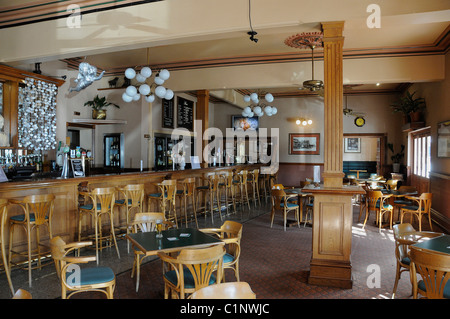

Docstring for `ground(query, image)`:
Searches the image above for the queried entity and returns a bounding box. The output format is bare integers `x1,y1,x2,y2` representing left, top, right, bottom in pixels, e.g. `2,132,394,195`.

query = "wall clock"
354,117,365,127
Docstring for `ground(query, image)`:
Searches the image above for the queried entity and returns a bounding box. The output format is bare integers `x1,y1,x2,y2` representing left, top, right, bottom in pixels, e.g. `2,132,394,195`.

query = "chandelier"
121,66,174,103
285,32,324,93
241,91,277,117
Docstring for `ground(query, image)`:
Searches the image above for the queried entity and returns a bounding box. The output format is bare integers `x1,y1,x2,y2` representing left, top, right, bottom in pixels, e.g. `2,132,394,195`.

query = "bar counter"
0,163,263,252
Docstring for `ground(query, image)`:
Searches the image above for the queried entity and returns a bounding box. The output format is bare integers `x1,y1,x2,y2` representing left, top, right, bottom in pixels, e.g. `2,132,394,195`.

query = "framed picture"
344,137,361,153
437,120,450,158
289,133,320,155
232,115,259,132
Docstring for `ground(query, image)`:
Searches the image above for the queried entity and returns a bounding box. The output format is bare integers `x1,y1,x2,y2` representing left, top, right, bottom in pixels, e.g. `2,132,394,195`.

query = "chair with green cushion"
410,245,450,299
391,223,415,299
196,173,222,223
270,188,300,231
400,193,433,232
362,190,393,232
148,179,178,227
50,236,116,299
158,244,225,299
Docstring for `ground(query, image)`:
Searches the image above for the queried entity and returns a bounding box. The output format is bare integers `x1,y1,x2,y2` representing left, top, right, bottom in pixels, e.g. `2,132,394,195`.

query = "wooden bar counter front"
0,164,261,254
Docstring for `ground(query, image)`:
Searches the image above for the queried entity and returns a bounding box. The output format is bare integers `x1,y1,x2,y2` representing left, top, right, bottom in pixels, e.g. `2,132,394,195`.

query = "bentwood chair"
270,189,300,231
8,194,55,287
392,186,417,221
190,282,256,299
130,212,174,292
176,178,198,228
410,245,450,299
218,171,237,216
50,236,116,299
12,289,32,299
115,184,145,252
78,187,120,263
158,244,226,299
233,170,251,210
196,173,222,222
391,223,416,299
148,179,178,227
0,199,14,295
362,190,393,232
400,193,433,232
247,169,261,207
201,220,243,282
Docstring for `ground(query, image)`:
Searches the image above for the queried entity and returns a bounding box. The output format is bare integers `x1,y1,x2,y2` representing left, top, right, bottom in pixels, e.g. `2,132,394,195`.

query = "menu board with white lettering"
162,98,174,128
177,97,194,131
70,159,85,177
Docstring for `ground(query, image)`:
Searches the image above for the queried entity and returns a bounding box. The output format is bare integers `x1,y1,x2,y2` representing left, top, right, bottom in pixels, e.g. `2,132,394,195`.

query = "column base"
308,258,353,289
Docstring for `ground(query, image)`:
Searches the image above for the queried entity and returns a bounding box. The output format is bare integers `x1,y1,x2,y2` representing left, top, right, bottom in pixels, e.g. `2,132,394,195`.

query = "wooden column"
307,22,364,289
322,21,345,188
196,90,209,167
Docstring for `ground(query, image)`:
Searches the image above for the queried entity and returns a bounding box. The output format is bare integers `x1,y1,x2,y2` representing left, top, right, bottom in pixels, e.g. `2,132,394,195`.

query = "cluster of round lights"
241,92,277,117
296,119,313,126
122,67,174,103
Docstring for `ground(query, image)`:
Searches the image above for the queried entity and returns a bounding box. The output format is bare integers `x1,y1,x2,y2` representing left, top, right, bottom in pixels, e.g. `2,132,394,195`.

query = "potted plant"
84,95,120,119
390,91,426,123
388,143,405,173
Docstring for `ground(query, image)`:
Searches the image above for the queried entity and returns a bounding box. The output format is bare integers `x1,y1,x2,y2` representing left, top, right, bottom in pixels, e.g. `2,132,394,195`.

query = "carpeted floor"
0,199,444,301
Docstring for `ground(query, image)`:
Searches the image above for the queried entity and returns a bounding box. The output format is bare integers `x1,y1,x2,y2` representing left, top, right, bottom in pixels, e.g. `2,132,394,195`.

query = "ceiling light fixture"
247,0,258,43
241,91,277,117
121,49,174,103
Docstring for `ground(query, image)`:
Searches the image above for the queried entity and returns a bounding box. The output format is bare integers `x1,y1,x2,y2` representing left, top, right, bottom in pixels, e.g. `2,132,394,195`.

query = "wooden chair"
12,289,32,299
176,178,198,228
158,244,226,299
247,169,261,207
385,179,398,190
8,194,55,287
410,245,450,299
77,187,120,263
201,220,242,282
400,193,433,232
115,184,144,252
391,223,416,299
130,212,174,292
50,236,116,299
270,189,300,231
362,190,393,232
196,173,222,223
218,171,237,216
148,179,178,227
190,282,256,299
392,186,417,220
0,199,14,296
233,170,251,210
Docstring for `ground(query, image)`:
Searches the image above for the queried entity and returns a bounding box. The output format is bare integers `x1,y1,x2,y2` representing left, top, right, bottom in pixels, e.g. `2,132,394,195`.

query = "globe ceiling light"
241,91,277,118
122,66,174,103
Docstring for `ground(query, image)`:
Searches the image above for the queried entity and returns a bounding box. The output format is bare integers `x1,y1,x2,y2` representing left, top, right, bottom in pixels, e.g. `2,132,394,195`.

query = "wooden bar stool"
8,194,55,287
177,178,198,228
0,199,14,295
218,171,236,216
247,169,261,207
148,179,178,227
233,170,251,210
77,187,120,263
115,184,144,251
196,173,222,223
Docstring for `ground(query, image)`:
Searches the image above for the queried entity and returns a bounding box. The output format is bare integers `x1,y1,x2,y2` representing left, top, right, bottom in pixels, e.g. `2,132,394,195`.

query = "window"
411,129,431,178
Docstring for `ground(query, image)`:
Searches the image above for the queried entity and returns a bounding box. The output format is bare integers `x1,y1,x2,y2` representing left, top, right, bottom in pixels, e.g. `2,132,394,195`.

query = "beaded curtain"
18,78,57,151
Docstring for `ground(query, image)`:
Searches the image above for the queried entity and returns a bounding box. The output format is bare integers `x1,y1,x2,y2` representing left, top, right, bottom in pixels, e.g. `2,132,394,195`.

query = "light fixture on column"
284,32,324,94
241,91,277,117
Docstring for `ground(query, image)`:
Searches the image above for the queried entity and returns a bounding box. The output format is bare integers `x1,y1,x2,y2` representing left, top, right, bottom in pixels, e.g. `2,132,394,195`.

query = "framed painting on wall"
289,133,320,155
344,137,361,153
437,120,450,158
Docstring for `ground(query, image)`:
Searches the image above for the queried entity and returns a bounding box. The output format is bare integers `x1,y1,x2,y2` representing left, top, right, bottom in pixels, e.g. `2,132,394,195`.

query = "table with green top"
126,228,223,291
412,234,450,255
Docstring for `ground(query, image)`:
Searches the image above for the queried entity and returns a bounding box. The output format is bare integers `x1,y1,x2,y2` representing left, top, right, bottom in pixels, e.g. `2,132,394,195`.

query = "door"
408,127,431,193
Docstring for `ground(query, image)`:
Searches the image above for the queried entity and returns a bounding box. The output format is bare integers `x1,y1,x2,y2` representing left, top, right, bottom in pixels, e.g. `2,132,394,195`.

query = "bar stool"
233,170,251,210
148,179,178,227
176,178,198,228
115,184,144,251
78,187,120,263
247,169,261,207
8,194,55,287
218,171,236,216
0,199,14,295
196,173,222,223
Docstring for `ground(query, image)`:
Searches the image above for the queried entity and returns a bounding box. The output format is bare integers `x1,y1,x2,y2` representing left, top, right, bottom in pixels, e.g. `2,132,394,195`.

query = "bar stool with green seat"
77,187,120,263
233,170,250,210
8,194,55,287
196,173,222,223
247,169,261,207
0,199,14,295
218,171,236,216
176,178,198,228
148,179,178,227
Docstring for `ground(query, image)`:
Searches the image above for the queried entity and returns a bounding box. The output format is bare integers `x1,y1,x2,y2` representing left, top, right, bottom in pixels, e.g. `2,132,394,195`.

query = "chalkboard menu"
70,159,85,177
162,98,174,128
177,97,194,131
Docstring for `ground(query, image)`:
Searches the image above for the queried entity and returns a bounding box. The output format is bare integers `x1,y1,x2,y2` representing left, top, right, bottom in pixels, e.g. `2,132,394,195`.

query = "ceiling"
1,1,449,97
